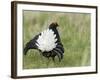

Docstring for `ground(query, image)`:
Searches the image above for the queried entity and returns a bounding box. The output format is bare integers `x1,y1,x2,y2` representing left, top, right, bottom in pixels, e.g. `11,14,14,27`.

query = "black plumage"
24,22,64,62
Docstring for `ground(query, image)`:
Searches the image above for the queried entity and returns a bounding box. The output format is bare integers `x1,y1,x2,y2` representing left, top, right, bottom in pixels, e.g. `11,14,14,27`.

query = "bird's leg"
52,57,55,62
46,57,51,67
39,52,46,64
47,52,53,67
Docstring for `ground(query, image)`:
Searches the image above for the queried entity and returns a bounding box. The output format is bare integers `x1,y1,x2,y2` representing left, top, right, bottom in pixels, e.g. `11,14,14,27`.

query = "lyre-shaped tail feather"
52,42,64,62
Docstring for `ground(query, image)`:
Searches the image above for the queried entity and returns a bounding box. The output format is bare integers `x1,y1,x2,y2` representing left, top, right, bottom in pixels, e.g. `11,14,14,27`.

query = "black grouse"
24,22,64,62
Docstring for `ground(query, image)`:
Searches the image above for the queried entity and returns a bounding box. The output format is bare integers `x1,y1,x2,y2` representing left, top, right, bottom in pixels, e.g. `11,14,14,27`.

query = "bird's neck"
49,27,57,31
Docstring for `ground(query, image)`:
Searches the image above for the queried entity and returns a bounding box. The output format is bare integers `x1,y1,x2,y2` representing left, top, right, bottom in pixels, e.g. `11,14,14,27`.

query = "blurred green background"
23,10,91,69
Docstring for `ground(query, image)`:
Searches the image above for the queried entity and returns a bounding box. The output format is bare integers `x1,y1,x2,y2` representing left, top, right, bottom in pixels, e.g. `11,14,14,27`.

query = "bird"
24,22,64,62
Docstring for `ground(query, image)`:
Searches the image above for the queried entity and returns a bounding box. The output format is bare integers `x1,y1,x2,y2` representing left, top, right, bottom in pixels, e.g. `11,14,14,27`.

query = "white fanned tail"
36,29,57,52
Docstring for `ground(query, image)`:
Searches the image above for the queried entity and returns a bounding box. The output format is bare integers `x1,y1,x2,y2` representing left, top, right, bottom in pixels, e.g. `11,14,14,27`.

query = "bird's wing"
24,33,40,55
36,29,57,52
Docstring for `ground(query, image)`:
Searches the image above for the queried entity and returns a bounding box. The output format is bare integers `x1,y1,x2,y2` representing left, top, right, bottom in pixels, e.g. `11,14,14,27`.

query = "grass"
23,11,91,69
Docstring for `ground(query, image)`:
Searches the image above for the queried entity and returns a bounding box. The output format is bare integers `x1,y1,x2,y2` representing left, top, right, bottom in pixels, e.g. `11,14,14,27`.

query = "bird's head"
49,22,59,29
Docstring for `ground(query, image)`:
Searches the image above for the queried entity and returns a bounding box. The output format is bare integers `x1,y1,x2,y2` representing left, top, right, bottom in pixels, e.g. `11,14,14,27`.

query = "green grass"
23,11,91,69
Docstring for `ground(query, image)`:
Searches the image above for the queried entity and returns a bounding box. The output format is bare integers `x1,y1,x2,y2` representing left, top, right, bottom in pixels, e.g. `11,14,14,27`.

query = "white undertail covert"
36,29,57,52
